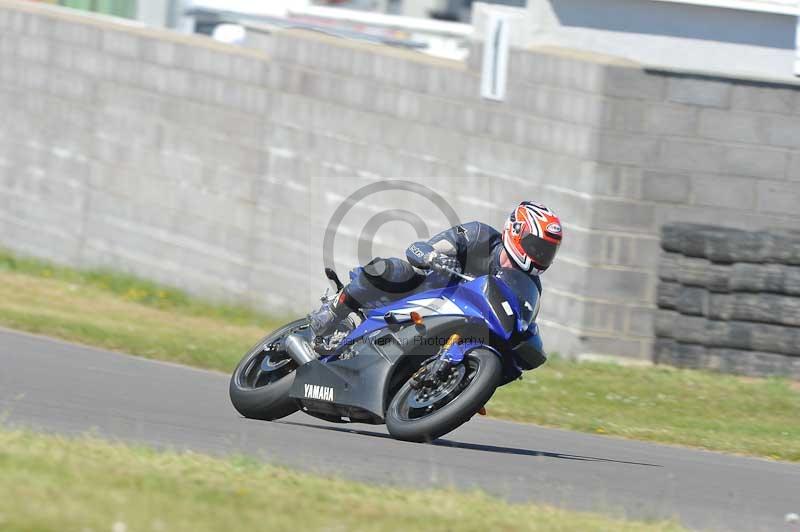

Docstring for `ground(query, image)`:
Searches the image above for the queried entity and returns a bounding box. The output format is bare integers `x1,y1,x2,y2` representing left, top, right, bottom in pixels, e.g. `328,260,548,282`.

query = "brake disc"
408,364,466,409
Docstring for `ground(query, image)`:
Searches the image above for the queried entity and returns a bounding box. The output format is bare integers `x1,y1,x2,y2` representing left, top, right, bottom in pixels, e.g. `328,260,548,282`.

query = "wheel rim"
235,322,309,390
394,357,480,421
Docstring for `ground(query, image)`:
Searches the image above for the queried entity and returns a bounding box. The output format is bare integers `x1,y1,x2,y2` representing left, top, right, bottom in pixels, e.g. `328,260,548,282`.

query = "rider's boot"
308,291,352,339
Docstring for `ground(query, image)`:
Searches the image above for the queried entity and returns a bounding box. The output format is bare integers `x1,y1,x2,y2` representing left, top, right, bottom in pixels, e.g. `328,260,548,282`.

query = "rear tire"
229,319,308,421
385,349,501,442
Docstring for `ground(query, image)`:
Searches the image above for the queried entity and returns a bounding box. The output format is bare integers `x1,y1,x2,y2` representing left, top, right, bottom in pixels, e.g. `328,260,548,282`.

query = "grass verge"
0,250,281,369
489,360,800,461
1,251,799,461
0,428,684,532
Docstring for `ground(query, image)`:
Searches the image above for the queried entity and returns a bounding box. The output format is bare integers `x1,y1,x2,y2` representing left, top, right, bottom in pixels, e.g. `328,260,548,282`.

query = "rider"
309,201,563,360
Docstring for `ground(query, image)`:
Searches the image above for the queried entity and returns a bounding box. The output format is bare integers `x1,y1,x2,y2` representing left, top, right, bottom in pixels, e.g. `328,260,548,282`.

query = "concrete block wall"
565,69,800,362
1,0,800,364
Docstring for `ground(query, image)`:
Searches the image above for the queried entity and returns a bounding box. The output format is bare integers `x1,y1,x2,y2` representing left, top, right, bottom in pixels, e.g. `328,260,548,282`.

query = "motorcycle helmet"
502,201,562,275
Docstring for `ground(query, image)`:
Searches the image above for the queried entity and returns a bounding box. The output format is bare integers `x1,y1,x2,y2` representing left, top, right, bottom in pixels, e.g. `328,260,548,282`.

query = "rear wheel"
385,349,501,442
229,319,309,421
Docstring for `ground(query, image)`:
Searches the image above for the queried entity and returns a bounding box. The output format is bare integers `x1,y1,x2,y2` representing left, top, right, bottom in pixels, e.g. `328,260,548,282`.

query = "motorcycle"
229,263,546,442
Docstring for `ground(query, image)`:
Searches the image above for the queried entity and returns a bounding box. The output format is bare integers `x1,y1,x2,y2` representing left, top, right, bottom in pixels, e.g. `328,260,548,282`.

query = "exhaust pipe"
283,334,316,366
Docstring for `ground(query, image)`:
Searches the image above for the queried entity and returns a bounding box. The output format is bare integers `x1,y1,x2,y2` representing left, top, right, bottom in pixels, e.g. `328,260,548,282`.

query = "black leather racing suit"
344,221,543,309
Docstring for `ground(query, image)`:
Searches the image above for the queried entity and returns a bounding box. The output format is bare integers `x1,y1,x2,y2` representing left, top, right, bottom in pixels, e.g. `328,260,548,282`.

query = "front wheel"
385,349,502,442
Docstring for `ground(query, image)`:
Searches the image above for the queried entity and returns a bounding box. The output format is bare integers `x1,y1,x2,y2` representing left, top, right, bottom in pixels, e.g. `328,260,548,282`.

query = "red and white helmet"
502,201,562,274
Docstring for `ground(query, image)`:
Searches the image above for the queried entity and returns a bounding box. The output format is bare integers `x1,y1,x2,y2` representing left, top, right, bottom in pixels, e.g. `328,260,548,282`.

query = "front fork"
410,334,470,389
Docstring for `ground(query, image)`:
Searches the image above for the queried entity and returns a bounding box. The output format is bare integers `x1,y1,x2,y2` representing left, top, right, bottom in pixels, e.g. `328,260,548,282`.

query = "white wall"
526,0,800,81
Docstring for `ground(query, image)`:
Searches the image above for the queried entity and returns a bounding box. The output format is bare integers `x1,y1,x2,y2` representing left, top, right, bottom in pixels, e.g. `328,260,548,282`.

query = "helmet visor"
520,233,558,270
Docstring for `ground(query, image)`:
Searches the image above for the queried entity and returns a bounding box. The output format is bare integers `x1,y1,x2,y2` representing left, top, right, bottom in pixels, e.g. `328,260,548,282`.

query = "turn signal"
410,311,424,326
478,407,487,416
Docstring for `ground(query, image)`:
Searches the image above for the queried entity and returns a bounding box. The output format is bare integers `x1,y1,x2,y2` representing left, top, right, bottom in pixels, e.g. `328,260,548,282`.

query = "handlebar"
431,262,475,282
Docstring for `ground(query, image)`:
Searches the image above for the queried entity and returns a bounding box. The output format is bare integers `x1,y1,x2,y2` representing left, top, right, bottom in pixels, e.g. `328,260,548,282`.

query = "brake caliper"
409,333,461,389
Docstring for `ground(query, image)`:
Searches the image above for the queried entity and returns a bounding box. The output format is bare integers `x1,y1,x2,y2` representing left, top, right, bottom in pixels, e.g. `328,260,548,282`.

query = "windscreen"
494,268,540,329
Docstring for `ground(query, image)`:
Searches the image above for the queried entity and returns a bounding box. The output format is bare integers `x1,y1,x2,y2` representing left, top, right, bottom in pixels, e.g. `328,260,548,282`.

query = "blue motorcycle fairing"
335,275,517,359
291,270,546,422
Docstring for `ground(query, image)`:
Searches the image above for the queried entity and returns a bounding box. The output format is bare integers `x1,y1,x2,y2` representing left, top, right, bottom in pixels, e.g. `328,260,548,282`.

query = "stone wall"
656,224,800,378
1,0,800,364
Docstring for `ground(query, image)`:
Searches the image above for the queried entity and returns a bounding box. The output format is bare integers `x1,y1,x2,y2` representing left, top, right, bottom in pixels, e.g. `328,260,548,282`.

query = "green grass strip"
0,428,685,532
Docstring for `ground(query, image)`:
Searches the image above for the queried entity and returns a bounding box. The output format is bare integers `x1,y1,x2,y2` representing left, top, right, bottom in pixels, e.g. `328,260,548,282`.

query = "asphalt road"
1,328,798,531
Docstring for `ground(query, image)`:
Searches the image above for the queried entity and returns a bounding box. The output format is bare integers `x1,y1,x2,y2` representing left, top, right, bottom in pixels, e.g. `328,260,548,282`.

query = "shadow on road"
434,439,662,467
276,420,662,468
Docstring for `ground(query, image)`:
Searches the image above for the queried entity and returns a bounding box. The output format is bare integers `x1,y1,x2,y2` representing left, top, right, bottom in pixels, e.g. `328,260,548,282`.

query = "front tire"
385,349,502,442
229,319,308,421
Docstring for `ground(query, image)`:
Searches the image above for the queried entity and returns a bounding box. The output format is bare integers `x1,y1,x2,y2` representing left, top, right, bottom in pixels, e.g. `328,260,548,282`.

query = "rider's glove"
406,241,462,273
406,242,436,269
430,253,462,273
